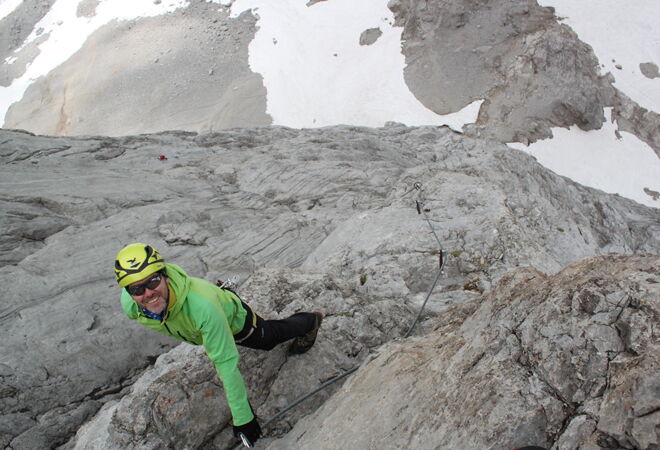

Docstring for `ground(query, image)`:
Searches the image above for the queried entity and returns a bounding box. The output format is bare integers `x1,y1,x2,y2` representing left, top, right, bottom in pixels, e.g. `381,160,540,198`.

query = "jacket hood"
163,263,191,315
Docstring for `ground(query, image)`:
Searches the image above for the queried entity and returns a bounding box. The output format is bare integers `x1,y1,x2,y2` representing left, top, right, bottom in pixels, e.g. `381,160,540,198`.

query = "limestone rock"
1,125,658,448
639,62,659,80
611,91,660,158
3,3,270,136
390,0,616,144
269,255,659,449
359,28,383,46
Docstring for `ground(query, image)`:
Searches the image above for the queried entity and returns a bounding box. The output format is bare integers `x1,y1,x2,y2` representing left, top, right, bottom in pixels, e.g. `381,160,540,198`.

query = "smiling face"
127,272,169,314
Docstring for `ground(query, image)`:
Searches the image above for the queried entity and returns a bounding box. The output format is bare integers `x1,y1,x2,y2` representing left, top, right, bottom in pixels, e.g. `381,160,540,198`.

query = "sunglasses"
126,273,163,296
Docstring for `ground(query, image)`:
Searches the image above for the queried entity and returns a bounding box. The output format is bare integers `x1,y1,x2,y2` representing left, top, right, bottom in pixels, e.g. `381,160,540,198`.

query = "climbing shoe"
289,312,324,355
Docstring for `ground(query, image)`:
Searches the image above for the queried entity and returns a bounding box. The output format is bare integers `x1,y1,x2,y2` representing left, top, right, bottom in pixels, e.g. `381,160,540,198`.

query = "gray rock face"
612,91,660,159
0,125,658,448
4,2,270,136
269,254,660,450
0,0,58,86
359,27,383,46
390,0,615,144
639,62,659,80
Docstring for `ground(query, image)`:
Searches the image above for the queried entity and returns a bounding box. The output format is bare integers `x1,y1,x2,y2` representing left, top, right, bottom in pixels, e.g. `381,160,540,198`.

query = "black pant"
237,312,317,351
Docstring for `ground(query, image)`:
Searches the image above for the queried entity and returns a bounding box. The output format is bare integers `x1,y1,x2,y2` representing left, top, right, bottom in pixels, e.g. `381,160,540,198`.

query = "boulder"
391,0,617,145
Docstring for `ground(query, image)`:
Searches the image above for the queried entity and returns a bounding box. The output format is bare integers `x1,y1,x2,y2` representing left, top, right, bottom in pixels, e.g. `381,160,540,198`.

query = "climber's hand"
233,417,262,448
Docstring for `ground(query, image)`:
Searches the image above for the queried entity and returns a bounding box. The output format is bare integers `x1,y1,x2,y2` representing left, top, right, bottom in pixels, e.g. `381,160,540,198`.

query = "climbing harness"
232,181,446,448
232,299,258,344
215,277,259,344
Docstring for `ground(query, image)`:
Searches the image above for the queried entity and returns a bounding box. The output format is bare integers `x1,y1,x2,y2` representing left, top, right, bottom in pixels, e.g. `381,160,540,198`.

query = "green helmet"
114,243,165,287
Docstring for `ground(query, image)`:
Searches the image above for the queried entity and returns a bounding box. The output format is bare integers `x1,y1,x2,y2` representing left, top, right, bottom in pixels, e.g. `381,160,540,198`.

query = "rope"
232,182,444,448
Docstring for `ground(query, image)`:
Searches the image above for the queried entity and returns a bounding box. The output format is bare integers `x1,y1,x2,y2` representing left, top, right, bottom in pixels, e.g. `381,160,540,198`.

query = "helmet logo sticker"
114,243,165,287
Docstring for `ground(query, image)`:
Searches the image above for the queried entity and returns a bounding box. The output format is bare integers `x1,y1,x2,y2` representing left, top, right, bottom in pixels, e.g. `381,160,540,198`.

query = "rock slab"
269,255,660,450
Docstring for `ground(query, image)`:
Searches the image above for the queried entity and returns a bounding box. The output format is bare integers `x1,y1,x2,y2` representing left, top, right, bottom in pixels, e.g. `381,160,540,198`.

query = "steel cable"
232,182,444,448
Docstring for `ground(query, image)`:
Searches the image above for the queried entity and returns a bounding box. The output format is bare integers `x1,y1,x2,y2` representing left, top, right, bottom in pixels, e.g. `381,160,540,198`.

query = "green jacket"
120,263,253,425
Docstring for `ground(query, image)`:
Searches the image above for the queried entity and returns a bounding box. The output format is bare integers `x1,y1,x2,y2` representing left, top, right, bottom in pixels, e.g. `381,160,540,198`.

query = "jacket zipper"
162,321,195,344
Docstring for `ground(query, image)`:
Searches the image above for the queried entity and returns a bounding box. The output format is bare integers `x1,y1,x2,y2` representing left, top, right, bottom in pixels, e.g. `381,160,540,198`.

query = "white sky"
0,0,658,208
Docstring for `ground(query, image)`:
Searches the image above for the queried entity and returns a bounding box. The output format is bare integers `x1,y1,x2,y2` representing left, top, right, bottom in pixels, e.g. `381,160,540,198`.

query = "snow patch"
540,0,660,113
230,0,475,130
205,0,233,6
0,0,23,22
509,108,660,209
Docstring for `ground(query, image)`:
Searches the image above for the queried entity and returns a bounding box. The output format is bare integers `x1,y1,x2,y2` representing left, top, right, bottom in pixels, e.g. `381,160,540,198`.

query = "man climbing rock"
114,243,323,447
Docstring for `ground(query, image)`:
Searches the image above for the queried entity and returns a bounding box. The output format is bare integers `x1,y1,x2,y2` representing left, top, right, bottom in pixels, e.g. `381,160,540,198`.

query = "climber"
114,243,324,448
